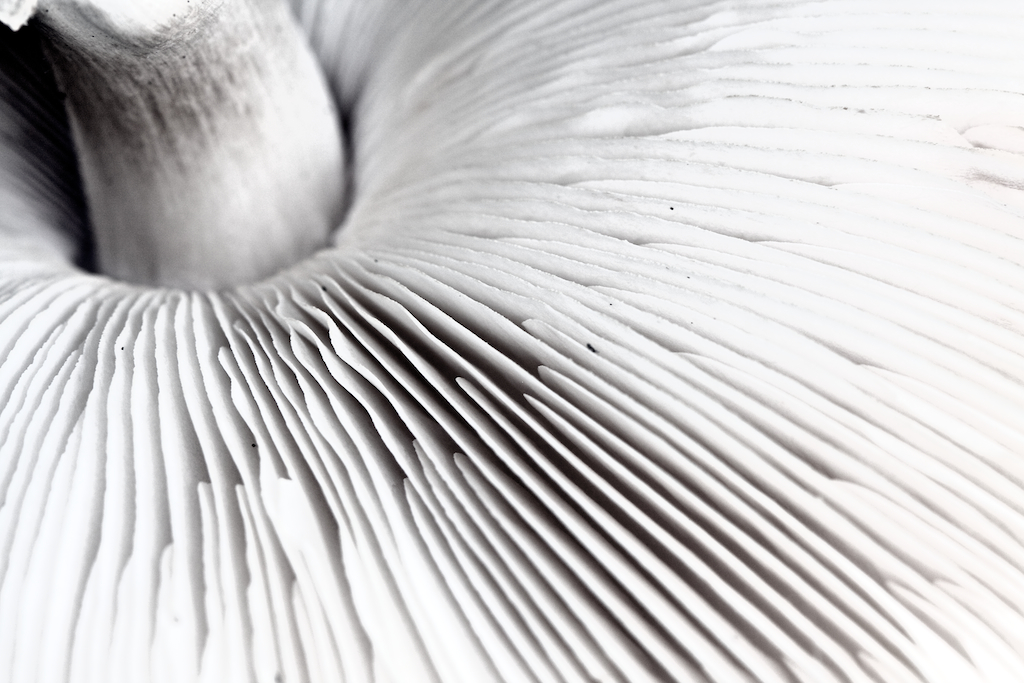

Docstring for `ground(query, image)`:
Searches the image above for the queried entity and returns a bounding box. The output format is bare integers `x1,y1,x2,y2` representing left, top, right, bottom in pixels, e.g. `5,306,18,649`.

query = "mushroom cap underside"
3,1,1024,682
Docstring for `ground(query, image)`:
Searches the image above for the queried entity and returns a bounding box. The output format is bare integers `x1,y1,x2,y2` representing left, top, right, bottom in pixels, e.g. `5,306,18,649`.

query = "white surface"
3,0,1024,681
0,0,36,29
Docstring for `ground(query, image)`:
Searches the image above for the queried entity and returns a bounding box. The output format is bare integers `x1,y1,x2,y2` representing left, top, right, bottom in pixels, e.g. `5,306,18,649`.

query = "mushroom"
2,0,1024,682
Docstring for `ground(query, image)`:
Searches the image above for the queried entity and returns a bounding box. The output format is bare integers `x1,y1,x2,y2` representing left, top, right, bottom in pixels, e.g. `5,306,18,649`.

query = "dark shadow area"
0,20,94,272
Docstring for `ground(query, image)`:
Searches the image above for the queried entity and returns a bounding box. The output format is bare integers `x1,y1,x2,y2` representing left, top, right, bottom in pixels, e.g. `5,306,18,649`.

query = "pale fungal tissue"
1,0,1024,682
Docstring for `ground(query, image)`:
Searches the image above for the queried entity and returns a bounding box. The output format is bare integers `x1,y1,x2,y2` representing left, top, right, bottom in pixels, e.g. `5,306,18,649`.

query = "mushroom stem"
24,0,345,288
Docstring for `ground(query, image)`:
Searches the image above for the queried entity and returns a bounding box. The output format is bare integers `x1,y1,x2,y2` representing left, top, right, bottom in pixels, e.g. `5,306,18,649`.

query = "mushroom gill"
2,1,1024,682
